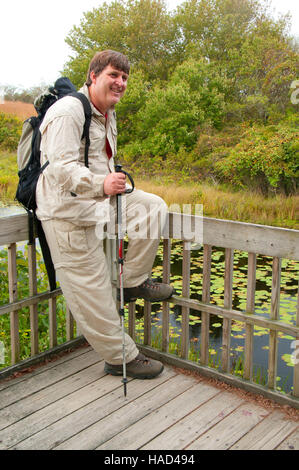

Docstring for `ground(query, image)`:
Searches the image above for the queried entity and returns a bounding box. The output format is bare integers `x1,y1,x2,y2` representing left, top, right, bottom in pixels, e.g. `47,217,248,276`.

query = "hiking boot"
104,352,164,379
119,277,175,303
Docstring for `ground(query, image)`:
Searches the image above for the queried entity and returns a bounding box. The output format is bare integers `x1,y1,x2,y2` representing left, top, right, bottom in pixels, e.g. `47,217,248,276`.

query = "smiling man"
35,50,174,379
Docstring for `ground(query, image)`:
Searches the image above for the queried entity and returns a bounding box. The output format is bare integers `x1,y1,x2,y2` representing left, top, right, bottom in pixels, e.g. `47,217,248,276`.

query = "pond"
133,241,299,395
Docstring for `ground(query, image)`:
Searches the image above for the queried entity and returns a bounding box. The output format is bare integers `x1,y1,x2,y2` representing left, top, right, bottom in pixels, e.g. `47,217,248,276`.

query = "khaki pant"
41,189,167,364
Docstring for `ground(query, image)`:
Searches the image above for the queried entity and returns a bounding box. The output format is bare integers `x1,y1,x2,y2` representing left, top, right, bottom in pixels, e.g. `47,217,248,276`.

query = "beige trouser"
41,189,167,364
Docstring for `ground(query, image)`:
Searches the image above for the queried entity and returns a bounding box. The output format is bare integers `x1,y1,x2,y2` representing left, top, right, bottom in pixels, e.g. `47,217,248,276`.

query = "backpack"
15,77,92,291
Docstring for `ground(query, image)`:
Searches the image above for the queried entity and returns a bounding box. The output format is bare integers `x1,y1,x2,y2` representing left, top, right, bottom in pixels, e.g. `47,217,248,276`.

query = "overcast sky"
0,0,298,91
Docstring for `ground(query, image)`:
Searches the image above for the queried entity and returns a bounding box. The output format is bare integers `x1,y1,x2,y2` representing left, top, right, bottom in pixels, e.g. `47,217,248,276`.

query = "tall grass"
0,152,298,229
135,179,299,229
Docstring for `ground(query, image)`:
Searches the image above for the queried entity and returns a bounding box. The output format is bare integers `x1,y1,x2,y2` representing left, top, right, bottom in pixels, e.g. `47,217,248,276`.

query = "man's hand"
104,172,126,196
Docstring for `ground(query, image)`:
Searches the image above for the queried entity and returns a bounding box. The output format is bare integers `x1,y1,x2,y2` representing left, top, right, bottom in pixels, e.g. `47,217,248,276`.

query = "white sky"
0,0,298,90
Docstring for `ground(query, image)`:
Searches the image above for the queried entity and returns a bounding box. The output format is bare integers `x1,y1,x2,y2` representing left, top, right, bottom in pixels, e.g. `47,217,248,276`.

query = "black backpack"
15,77,92,291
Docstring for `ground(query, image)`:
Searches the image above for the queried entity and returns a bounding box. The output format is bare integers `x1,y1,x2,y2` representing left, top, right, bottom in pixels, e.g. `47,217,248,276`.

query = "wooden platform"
0,345,298,451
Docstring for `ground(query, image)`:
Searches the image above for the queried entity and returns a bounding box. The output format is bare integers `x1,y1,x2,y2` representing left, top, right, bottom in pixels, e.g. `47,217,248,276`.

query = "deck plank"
1,366,126,449
0,361,105,431
0,345,92,392
97,382,221,450
185,402,270,450
0,348,99,408
230,410,298,450
1,346,298,451
276,427,299,450
53,372,196,450
141,391,245,450
11,367,177,450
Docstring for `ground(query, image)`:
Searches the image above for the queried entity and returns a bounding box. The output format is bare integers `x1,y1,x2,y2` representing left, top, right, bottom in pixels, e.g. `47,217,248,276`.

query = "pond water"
136,242,299,395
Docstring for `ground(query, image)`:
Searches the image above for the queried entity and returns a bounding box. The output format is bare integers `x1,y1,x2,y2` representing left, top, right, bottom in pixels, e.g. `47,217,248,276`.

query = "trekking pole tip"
122,377,128,397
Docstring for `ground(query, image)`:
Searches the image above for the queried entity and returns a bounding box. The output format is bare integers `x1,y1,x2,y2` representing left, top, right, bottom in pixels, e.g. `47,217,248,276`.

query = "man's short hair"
86,50,130,86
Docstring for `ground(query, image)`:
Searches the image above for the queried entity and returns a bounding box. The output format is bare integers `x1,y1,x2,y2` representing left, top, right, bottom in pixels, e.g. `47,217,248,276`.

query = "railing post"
200,244,212,366
162,238,171,352
8,243,19,364
128,301,136,341
144,301,152,346
66,306,74,341
181,241,191,359
49,297,57,348
28,240,38,356
244,252,256,381
222,248,234,372
268,256,281,389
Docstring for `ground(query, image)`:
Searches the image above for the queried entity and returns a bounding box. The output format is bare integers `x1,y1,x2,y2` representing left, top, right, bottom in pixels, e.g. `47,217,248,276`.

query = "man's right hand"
103,172,126,196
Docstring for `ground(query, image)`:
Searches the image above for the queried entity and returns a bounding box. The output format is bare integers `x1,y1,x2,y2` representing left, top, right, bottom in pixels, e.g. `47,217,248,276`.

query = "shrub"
214,119,299,195
0,113,22,151
120,59,226,161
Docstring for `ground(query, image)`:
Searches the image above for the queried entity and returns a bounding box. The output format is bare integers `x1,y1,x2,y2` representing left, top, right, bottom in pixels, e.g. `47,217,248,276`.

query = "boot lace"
140,278,160,290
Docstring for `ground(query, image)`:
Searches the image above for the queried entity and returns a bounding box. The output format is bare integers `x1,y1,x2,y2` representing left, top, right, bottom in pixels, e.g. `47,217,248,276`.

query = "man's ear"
90,71,97,84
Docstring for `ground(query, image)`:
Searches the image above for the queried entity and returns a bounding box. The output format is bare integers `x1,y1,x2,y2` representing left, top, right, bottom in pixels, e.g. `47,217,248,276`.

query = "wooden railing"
0,212,299,409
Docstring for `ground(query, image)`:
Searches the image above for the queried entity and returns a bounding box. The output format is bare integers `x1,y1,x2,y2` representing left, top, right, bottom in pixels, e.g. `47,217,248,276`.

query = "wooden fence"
0,212,299,408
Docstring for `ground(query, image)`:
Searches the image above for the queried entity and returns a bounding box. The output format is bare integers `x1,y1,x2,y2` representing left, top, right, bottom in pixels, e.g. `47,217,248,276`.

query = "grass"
0,151,298,230
135,178,299,230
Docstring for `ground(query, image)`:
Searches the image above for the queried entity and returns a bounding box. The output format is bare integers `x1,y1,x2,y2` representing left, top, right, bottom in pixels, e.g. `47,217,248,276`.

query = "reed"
0,152,298,230
135,179,299,229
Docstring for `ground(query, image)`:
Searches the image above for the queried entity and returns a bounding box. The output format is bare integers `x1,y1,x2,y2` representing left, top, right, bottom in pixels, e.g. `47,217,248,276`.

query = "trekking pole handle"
115,164,134,194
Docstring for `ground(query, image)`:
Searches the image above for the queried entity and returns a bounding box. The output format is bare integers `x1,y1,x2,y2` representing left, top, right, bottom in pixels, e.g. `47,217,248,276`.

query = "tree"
115,70,151,146
3,84,48,103
175,0,298,118
63,0,179,86
120,58,225,159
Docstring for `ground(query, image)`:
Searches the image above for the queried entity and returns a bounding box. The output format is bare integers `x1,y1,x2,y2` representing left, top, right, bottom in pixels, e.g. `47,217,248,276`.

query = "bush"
214,119,299,195
120,59,226,161
0,113,22,151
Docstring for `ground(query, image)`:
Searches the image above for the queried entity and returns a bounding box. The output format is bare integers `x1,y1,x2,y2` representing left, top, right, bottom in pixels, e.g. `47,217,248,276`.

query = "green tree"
175,0,298,119
63,0,179,86
115,70,151,146
121,59,225,159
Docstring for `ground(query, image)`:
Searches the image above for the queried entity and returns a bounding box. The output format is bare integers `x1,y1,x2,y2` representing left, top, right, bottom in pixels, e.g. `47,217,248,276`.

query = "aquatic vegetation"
145,241,299,394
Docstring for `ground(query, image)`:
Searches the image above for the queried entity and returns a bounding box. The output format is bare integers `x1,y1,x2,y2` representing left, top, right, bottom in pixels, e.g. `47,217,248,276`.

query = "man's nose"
115,76,125,87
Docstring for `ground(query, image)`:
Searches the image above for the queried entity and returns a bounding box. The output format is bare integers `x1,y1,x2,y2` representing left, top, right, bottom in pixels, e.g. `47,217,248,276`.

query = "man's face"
89,64,128,113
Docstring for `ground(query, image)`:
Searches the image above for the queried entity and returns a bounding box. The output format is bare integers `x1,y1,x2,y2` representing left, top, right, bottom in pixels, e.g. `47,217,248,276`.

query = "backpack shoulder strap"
68,92,92,168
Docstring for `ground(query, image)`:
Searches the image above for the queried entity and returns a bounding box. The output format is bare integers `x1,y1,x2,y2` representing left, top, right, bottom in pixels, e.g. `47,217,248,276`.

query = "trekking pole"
115,164,134,397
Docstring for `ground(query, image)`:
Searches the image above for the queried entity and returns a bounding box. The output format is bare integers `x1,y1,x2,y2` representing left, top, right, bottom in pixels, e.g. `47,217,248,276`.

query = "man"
36,50,173,378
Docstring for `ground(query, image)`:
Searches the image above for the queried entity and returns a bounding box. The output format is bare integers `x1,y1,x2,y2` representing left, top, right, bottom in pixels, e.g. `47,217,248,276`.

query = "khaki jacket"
36,85,117,225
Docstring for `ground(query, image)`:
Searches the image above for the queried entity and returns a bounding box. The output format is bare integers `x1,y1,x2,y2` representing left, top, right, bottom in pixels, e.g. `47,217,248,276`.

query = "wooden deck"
0,344,298,451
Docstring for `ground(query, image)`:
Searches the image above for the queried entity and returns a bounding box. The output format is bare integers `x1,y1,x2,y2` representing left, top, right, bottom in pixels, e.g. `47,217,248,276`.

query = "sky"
0,0,298,92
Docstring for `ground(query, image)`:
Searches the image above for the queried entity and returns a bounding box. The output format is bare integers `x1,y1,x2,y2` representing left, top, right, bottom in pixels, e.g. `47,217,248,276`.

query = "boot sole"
104,364,164,380
118,291,175,303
